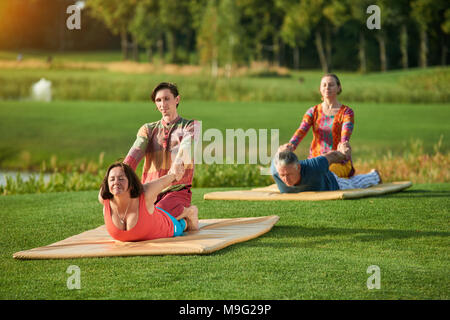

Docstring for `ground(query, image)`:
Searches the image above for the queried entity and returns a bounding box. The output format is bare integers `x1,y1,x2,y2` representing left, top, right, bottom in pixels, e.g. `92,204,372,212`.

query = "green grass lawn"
1,183,449,299
0,183,450,299
0,99,449,170
1,53,448,301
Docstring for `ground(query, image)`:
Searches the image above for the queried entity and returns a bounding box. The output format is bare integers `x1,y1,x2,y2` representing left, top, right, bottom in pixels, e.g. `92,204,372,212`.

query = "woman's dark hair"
321,73,342,95
100,162,144,200
151,82,180,107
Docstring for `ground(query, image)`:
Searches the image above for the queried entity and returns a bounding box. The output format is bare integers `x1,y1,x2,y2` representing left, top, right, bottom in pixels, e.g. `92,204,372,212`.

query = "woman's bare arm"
323,150,347,165
143,160,185,204
98,188,104,204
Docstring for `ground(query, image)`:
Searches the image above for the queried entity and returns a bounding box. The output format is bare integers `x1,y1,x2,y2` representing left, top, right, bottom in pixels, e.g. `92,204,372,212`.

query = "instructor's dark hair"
151,82,180,107
100,162,143,200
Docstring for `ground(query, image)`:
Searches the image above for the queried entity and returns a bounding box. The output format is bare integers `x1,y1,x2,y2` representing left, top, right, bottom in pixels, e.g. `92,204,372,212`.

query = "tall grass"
1,139,448,195
0,171,103,195
0,67,448,103
0,152,106,195
355,136,450,184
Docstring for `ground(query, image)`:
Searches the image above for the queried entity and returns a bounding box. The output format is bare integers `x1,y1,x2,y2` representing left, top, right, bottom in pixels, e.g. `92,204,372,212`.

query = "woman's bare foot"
178,205,199,231
187,205,199,231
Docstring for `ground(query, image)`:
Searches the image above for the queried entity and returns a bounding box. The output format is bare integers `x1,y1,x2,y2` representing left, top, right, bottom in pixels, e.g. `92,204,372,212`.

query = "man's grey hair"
274,150,299,167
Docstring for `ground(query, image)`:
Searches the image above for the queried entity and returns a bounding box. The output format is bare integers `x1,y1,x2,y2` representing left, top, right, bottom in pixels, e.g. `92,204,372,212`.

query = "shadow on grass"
207,223,449,255
377,189,450,199
252,225,450,249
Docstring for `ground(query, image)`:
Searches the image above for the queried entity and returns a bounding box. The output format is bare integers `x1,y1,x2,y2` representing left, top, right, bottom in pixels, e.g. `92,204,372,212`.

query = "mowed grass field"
0,99,449,170
1,183,449,300
0,60,449,300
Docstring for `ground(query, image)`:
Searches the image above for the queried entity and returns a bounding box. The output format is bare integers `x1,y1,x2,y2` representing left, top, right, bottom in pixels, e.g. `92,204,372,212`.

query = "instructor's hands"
169,158,185,181
278,143,294,153
337,141,352,160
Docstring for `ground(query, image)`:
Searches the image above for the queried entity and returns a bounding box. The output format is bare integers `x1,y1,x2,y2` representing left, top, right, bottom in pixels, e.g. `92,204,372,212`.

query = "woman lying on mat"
98,162,198,242
278,74,355,178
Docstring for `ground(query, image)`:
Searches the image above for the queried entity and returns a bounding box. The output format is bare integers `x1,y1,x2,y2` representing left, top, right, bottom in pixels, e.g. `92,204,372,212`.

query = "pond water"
0,171,52,186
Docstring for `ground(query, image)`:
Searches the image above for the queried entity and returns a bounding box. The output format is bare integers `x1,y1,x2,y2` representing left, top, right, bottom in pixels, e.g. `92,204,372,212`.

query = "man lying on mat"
98,161,198,242
271,142,382,193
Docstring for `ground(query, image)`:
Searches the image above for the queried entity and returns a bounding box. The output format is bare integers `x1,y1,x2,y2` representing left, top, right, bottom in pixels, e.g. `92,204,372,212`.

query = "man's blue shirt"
271,156,339,193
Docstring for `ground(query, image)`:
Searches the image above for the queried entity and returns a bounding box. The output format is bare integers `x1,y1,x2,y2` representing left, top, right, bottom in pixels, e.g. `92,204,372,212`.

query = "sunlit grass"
1,138,448,195
1,184,449,299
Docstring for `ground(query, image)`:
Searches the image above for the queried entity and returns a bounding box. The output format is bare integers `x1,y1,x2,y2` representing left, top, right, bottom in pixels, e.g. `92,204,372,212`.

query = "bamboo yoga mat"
203,182,412,201
13,215,280,260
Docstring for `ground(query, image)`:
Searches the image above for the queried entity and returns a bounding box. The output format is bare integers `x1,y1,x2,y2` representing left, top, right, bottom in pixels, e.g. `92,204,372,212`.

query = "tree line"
86,0,449,73
0,0,448,73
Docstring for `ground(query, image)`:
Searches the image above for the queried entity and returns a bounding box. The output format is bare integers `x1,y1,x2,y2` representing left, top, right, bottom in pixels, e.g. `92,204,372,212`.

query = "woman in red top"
98,162,198,242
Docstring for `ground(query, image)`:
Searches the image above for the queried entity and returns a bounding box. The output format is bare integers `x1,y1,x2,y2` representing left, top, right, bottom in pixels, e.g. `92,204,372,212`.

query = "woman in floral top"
280,74,355,178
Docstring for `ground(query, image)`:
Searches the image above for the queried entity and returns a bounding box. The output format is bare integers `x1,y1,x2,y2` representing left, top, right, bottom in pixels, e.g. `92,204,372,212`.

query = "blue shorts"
156,206,186,237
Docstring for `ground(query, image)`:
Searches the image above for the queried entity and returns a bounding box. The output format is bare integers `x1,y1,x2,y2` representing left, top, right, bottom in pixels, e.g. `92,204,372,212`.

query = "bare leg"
176,205,199,231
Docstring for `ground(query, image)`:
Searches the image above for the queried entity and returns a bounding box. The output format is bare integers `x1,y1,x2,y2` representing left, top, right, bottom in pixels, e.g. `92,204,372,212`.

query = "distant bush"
1,138,449,195
355,137,450,184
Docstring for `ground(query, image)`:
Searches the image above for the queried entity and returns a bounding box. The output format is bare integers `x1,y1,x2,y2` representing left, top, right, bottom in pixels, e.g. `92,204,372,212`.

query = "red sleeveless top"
104,194,174,242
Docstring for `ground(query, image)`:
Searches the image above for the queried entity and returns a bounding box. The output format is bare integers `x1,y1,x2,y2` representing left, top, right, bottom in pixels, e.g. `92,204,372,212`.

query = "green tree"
322,0,352,71
277,0,328,72
280,0,347,71
218,0,244,77
159,0,191,63
280,0,352,73
387,0,413,69
411,0,445,68
239,0,285,66
348,0,373,73
196,0,220,76
430,0,449,66
298,0,329,72
443,8,450,34
372,0,397,72
129,0,163,63
278,0,309,69
86,0,138,61
196,0,245,76
442,9,450,64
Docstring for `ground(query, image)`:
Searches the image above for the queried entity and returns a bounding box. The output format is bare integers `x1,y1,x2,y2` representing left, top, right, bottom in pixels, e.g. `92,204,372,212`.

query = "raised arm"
337,141,352,161
340,107,354,143
98,188,104,204
323,150,347,165
142,161,185,204
123,124,149,171
287,106,315,151
173,120,200,166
